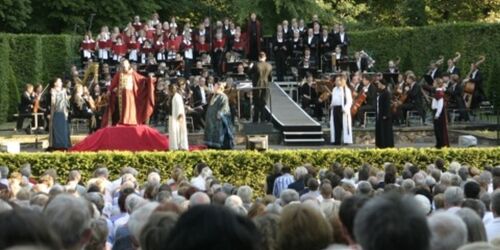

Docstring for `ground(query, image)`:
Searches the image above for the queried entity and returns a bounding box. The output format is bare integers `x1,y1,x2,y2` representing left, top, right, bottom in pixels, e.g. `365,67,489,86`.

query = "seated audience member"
354,193,430,250
428,211,468,250
161,205,261,250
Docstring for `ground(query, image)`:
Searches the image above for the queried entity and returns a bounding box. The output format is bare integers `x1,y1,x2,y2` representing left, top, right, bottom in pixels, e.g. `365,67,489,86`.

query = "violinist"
71,84,96,133
16,84,35,133
299,73,322,120
354,74,377,128
92,84,108,129
33,84,48,129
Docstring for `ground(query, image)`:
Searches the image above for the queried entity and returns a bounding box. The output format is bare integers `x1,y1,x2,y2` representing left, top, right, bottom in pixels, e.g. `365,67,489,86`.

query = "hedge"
0,148,499,195
0,22,499,123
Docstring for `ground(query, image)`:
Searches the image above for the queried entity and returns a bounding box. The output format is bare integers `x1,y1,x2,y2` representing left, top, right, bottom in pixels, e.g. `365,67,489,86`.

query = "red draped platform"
70,125,206,152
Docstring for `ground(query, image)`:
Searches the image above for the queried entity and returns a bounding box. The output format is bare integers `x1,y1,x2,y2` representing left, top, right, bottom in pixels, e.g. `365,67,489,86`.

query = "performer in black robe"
375,80,394,148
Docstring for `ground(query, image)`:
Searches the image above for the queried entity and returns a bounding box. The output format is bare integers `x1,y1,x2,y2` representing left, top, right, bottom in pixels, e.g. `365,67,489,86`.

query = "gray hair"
295,166,308,179
237,185,253,204
225,195,247,215
125,194,146,213
448,162,461,174
43,194,92,249
440,172,454,186
443,186,464,208
266,203,283,215
189,192,211,207
279,189,299,206
93,167,109,178
0,166,9,178
147,172,161,186
20,163,32,177
128,202,159,242
456,207,487,242
428,211,467,250
401,179,416,193
120,166,138,177
356,181,373,196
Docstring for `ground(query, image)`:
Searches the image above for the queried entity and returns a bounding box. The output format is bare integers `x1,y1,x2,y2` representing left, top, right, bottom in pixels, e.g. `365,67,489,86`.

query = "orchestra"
15,12,491,150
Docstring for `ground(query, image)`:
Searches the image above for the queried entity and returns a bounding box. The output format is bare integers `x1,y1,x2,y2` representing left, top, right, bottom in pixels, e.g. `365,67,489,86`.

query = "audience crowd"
1,160,500,250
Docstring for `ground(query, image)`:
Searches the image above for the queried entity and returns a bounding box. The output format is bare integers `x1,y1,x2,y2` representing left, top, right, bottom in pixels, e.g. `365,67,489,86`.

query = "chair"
71,118,89,134
406,111,423,126
364,111,376,127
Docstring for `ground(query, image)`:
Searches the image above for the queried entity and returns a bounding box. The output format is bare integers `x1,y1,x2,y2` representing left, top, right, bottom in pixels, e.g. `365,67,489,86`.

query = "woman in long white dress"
168,84,189,150
329,72,353,145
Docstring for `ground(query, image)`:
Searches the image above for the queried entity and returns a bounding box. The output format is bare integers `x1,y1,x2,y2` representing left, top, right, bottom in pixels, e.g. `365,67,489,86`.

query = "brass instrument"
82,62,100,90
452,52,461,64
360,50,376,68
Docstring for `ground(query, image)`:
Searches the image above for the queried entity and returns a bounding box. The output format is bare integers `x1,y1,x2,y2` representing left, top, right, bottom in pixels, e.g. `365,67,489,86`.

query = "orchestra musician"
446,74,469,122
447,53,461,76
329,72,353,145
299,73,323,121
354,74,377,128
16,84,35,133
71,84,97,132
189,76,208,130
469,60,486,108
400,73,426,125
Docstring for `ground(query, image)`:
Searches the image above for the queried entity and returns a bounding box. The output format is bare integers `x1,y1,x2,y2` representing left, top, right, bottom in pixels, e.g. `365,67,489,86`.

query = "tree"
0,0,33,32
402,0,427,26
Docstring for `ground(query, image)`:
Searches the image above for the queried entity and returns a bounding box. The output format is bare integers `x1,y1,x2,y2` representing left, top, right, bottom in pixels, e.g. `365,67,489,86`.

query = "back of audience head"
0,208,61,250
140,212,179,250
43,194,92,250
253,213,280,250
162,205,260,250
456,207,487,243
443,186,464,209
338,195,369,243
428,211,468,250
128,202,159,247
277,204,333,250
354,193,430,250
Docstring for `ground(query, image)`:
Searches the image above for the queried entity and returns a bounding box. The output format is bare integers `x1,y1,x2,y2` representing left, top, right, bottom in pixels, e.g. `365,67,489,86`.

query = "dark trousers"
275,54,286,81
253,93,268,123
356,105,374,125
16,113,31,130
401,102,426,124
433,111,448,148
332,106,343,145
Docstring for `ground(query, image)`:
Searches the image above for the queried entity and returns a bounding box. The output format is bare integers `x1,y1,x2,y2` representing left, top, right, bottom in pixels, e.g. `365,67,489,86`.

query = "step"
283,138,325,143
283,131,324,135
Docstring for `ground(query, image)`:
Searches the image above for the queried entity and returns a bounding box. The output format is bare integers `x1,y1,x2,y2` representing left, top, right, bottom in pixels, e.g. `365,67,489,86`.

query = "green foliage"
0,39,9,123
0,148,499,195
0,0,32,32
402,0,428,26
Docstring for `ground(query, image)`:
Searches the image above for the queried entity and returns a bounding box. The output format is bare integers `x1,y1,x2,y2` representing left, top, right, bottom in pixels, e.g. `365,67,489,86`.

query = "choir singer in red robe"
102,59,157,127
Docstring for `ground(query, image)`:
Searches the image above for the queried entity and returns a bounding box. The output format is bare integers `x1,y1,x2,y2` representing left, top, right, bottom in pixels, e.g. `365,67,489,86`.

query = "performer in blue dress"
48,78,71,150
204,81,234,149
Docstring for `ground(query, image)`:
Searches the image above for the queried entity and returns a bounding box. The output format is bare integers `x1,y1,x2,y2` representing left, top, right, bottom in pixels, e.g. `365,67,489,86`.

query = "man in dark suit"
446,74,469,121
355,74,378,127
401,74,426,125
470,64,486,108
447,59,460,76
249,52,272,123
16,84,35,132
189,76,208,130
354,51,369,73
334,24,349,56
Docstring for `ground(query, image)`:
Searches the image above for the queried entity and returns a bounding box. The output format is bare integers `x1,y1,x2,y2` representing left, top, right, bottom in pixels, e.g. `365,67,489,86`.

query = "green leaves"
1,148,498,196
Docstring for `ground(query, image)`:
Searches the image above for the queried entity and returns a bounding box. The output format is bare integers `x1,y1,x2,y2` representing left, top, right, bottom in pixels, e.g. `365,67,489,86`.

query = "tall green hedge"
0,148,499,194
0,22,499,123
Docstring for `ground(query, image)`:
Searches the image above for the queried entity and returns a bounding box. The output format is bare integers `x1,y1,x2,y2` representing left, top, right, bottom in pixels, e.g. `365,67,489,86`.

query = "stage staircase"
267,82,324,145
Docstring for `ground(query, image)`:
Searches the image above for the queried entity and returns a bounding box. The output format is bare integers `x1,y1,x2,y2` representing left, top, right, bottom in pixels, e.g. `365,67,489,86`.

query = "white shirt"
340,32,345,43
486,217,500,241
184,40,193,59
331,86,346,106
308,36,313,45
191,175,206,191
431,88,444,118
448,66,455,74
200,87,207,105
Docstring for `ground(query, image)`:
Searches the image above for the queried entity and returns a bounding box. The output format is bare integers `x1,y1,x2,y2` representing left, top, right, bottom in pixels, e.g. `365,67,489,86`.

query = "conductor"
249,52,273,123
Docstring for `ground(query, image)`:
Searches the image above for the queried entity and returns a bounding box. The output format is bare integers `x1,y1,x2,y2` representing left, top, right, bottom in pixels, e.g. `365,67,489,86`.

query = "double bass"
463,56,486,108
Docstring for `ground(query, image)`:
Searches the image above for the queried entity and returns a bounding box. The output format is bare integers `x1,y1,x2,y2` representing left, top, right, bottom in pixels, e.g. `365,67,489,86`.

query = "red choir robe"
80,40,96,51
213,38,226,53
128,41,141,51
195,42,210,55
102,70,156,127
146,28,156,41
231,37,246,55
132,22,143,32
112,43,127,57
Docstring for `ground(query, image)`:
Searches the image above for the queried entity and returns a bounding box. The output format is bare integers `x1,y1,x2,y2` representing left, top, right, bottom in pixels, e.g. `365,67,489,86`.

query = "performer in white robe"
330,73,353,145
168,84,189,150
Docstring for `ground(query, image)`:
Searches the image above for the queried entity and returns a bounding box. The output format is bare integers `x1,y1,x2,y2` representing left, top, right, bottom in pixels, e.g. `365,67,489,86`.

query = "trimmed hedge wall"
0,148,499,194
0,22,499,123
